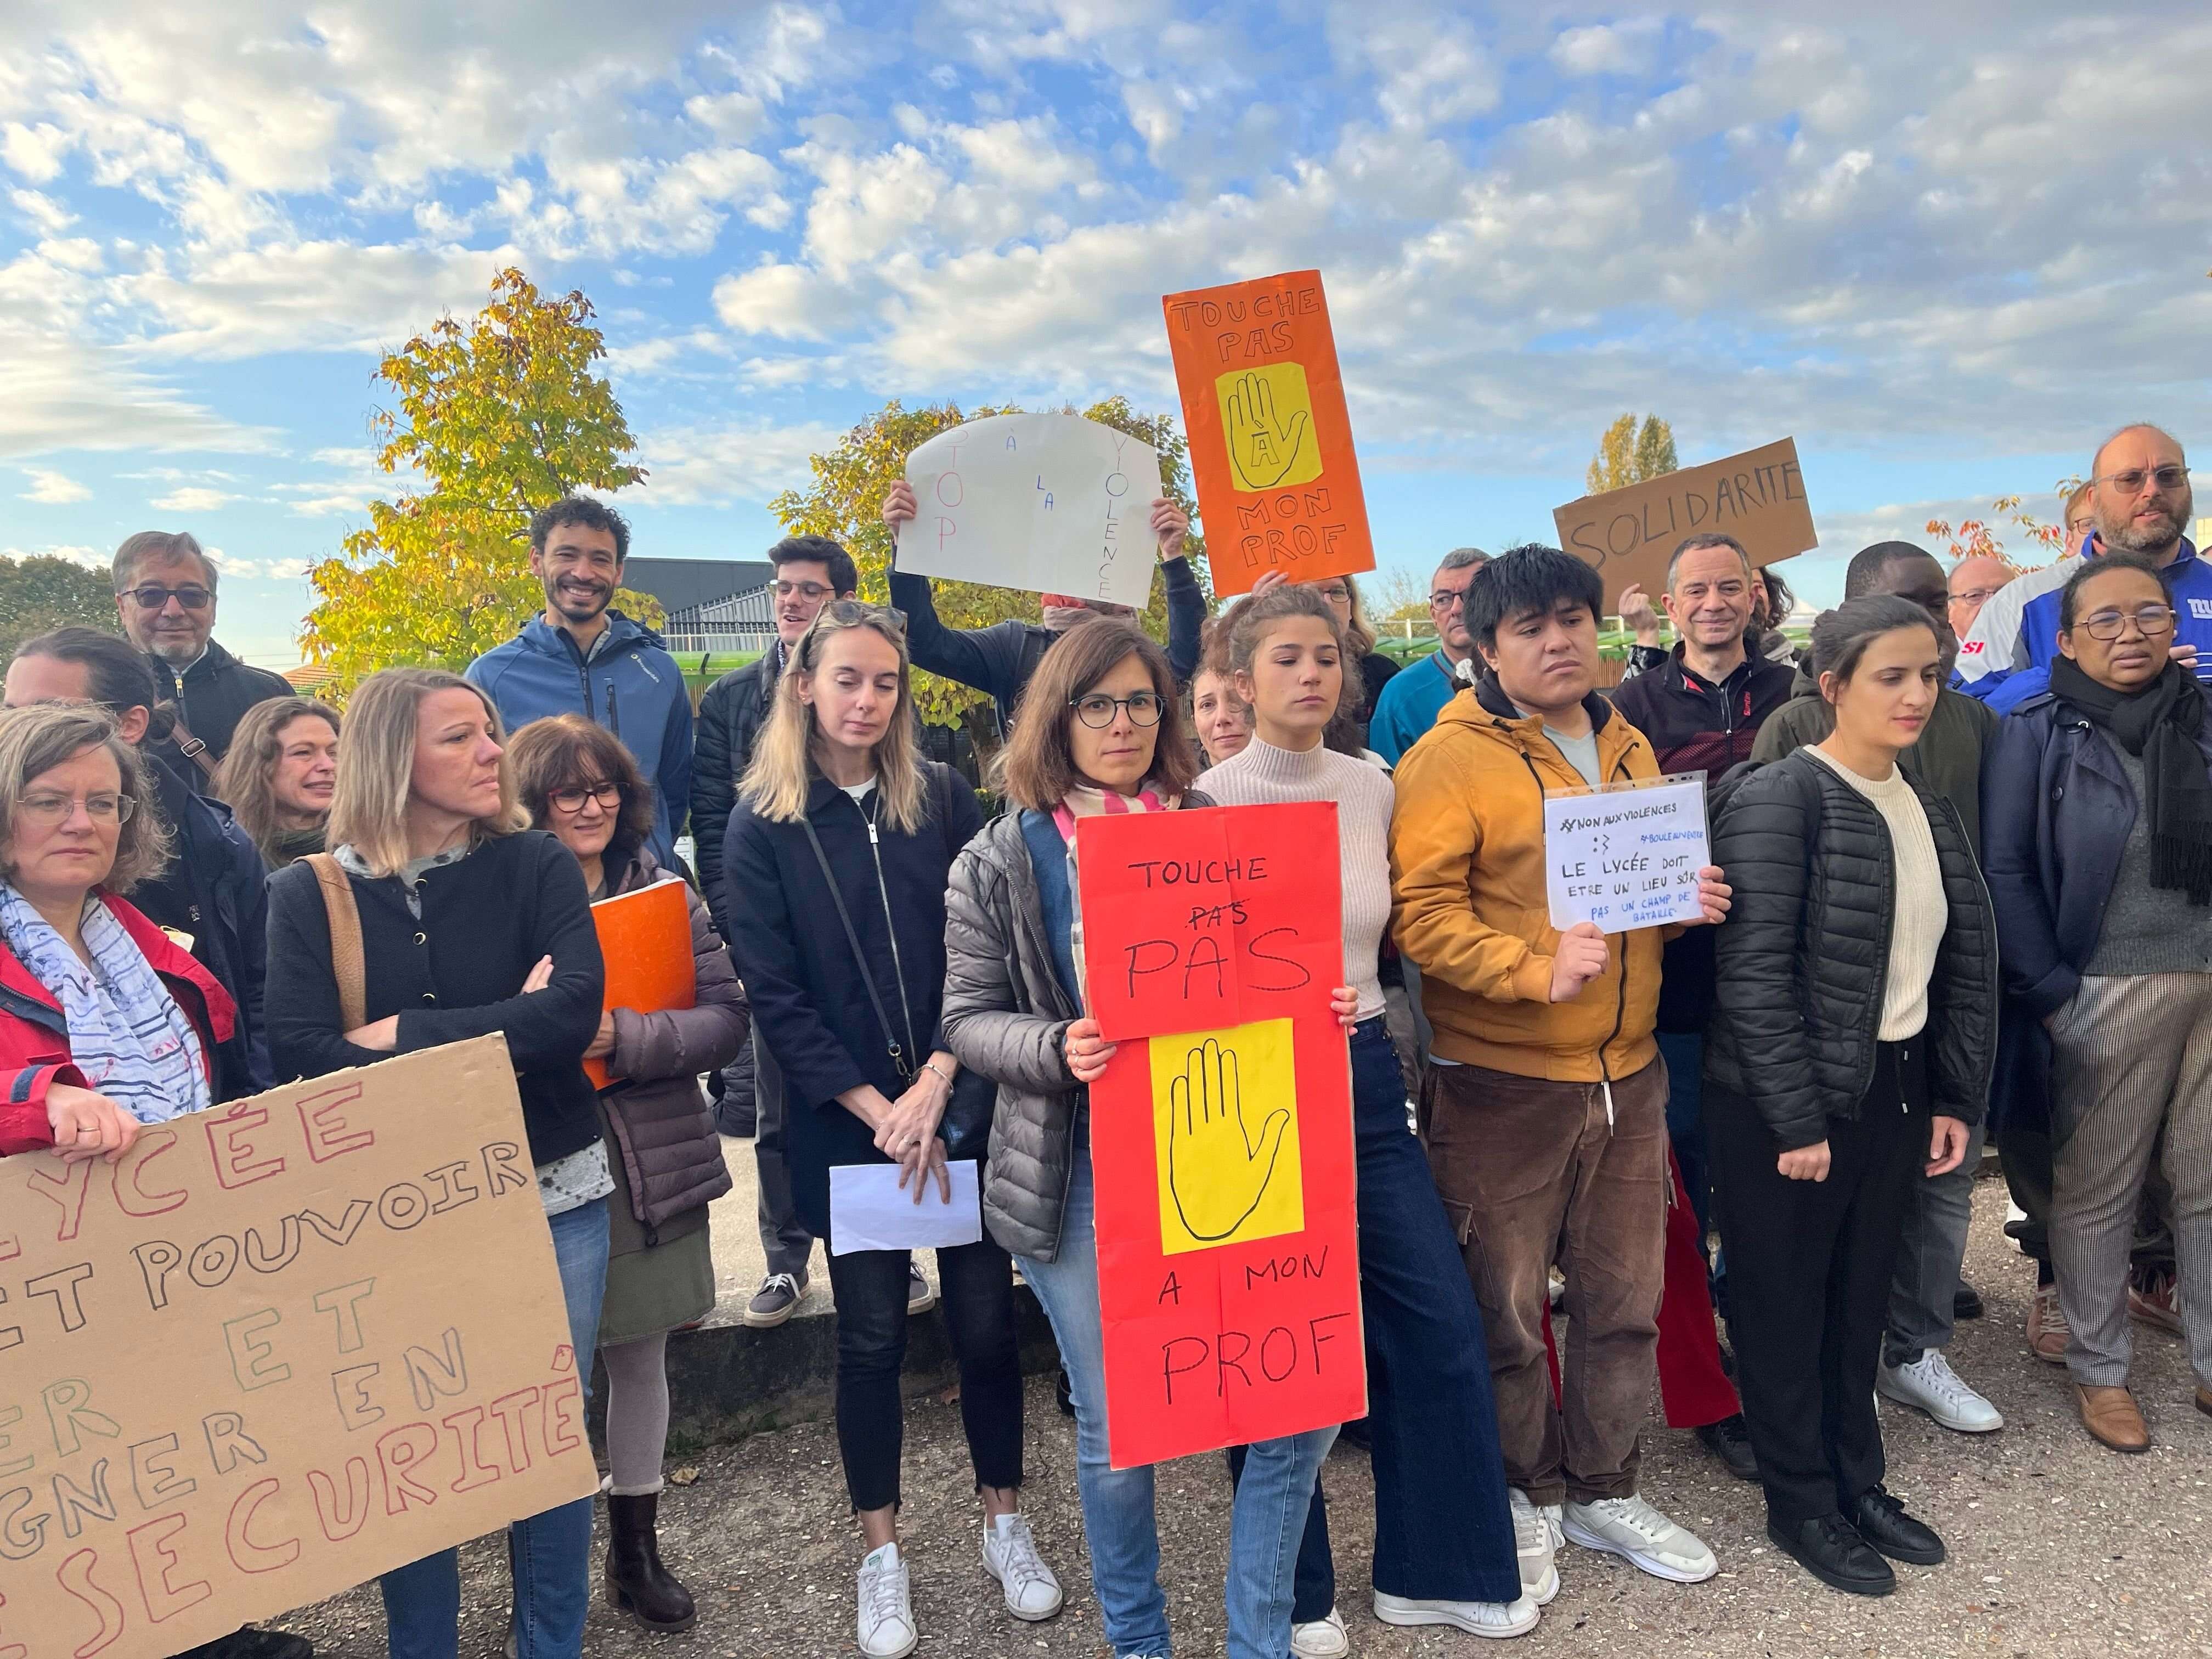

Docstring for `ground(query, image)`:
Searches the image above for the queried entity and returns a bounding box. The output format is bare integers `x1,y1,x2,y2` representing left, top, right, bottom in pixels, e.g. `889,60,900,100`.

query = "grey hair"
112,530,218,595
1437,546,1489,577
2091,423,2186,475
1665,532,1751,591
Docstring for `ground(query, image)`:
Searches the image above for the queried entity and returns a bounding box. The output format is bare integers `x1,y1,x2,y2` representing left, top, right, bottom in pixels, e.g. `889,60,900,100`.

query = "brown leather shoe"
2027,1284,2069,1365
2076,1384,2151,1453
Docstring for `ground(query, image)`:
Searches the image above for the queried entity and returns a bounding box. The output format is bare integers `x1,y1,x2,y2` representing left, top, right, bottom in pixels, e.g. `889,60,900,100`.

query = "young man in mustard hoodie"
1391,544,1731,1594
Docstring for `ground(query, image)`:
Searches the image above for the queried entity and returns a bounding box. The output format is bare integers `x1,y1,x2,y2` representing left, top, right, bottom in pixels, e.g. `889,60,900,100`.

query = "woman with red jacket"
0,702,228,1161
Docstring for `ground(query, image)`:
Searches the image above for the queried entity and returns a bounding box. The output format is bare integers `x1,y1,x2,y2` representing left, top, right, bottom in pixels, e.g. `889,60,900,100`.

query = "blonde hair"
0,703,172,893
215,696,340,864
740,602,926,833
326,668,522,877
1339,573,1378,658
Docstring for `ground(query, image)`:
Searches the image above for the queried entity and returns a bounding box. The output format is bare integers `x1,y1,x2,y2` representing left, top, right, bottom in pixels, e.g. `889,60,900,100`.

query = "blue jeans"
381,1196,611,1659
1019,1147,1335,1659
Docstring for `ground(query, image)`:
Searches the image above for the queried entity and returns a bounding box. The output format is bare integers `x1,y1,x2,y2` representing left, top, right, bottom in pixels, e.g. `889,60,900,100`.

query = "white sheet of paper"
1544,775,1711,932
830,1159,985,1255
895,412,1164,608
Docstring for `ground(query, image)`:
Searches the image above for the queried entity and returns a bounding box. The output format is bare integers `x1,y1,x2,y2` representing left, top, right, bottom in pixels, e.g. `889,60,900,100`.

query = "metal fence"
662,583,777,654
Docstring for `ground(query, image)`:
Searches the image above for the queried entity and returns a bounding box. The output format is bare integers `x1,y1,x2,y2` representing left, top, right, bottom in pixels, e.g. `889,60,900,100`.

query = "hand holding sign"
1167,1036,1292,1242
1549,922,1610,1002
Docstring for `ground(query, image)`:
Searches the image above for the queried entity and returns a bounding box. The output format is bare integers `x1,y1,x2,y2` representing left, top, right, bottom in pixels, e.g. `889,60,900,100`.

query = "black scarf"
2050,656,2212,905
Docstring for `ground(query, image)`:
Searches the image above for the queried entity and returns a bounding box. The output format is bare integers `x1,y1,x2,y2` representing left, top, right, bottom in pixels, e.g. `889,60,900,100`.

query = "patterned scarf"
1049,782,1180,1007
0,881,210,1124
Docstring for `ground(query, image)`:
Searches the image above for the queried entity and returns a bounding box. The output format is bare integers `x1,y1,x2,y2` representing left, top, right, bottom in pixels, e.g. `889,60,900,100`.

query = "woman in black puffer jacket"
1704,596,1997,1601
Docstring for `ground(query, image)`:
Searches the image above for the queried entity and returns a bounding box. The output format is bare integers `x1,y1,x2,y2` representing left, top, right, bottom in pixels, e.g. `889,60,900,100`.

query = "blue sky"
5,2,2209,667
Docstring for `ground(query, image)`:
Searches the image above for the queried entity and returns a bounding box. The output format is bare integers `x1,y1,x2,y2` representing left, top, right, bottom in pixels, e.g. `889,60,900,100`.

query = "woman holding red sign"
944,619,1356,1659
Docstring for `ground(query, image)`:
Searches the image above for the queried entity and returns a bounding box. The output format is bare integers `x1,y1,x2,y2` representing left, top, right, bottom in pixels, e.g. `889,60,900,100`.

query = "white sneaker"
1561,1494,1718,1584
1291,1606,1351,1657
1373,1590,1539,1639
857,1542,918,1658
1878,1350,2004,1434
981,1513,1064,1620
1538,1500,1564,1549
1508,1488,1560,1605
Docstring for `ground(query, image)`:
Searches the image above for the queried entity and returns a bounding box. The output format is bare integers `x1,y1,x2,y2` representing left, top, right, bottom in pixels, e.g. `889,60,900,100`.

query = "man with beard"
1956,426,2204,713
469,496,692,863
111,529,294,771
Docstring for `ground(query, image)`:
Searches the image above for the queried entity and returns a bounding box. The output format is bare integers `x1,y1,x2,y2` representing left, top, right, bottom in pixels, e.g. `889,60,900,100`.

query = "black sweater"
264,830,606,1165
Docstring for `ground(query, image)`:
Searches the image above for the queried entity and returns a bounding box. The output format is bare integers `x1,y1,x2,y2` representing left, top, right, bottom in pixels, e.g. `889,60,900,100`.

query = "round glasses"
19,791,136,827
1070,691,1165,729
2078,603,2177,642
549,781,625,814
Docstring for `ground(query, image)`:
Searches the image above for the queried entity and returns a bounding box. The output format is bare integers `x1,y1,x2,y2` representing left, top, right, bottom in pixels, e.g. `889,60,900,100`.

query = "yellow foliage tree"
771,395,1207,725
1586,413,1678,494
300,268,660,697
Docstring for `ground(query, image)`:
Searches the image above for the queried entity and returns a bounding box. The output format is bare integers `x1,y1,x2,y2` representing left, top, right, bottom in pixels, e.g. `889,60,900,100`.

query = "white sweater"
1197,736,1394,1019
1808,746,1946,1042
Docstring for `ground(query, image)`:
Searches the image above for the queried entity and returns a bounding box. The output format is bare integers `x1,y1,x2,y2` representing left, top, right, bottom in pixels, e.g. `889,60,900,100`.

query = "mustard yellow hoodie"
1390,675,1667,1083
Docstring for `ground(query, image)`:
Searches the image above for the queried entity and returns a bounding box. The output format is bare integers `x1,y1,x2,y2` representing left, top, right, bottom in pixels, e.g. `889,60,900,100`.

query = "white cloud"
19,466,91,504
150,485,239,512
9,187,76,233
1549,24,1647,77
634,419,847,507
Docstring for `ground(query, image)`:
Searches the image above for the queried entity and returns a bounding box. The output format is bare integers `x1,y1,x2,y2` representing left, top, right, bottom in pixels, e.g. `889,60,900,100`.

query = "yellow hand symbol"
1223,369,1313,490
1166,1036,1291,1242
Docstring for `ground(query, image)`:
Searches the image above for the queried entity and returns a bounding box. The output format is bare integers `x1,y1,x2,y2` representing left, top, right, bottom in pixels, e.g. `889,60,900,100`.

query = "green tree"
1585,413,1678,494
1,555,119,661
300,268,658,697
770,395,1206,727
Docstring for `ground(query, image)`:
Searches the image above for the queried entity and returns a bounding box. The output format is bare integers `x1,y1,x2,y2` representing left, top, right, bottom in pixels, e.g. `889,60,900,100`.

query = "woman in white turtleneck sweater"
1198,585,1541,1645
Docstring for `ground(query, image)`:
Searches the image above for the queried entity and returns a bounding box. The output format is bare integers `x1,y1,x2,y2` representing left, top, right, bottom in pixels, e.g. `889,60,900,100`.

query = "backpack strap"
302,853,367,1032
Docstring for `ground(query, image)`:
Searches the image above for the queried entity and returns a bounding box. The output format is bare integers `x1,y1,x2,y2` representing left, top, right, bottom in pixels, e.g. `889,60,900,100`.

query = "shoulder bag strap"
302,853,368,1032
796,815,912,1082
167,711,219,781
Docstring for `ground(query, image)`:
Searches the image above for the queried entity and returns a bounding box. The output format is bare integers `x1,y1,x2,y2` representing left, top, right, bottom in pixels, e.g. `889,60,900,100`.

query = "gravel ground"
275,1189,2211,1658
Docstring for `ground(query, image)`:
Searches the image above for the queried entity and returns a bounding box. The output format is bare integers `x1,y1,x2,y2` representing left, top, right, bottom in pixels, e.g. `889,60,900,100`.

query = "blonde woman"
214,695,340,866
263,667,608,1659
721,601,1058,1658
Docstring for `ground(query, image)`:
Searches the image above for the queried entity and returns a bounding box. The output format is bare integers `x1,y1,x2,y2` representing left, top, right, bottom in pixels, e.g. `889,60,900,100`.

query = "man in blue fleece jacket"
469,496,693,862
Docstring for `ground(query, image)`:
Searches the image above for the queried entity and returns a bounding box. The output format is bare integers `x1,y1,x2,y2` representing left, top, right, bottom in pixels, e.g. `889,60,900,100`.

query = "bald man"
1948,554,2016,639
1956,424,2205,711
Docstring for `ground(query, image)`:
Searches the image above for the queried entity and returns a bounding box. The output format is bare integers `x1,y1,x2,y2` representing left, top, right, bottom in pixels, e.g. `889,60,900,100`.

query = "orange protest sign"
584,878,695,1088
1076,803,1363,1469
1163,270,1374,599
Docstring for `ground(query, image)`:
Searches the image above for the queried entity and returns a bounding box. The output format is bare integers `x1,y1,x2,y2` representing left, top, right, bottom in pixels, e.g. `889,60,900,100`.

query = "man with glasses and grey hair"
1368,546,1490,766
111,529,294,771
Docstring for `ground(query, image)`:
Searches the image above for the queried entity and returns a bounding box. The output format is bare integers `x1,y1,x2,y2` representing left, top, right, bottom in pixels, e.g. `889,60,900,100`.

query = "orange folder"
584,878,695,1088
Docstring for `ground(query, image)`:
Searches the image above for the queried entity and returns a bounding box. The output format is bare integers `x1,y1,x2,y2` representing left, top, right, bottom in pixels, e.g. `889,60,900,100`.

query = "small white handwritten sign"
1544,774,1710,932
895,412,1164,607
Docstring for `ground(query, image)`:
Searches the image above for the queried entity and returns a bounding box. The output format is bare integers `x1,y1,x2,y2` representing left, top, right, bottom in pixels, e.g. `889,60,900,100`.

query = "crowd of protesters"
0,421,2205,1659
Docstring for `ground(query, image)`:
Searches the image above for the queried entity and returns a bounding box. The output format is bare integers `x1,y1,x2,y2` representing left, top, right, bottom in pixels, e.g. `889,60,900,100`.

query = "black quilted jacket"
1704,750,1999,1150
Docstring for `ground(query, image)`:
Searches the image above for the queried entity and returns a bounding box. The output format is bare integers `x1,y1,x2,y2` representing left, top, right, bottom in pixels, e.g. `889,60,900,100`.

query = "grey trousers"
1884,1118,1985,1365
2050,972,2212,1390
752,1042,816,1280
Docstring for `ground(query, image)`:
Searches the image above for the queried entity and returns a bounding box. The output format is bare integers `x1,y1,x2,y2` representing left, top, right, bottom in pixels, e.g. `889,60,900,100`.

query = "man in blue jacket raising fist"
470,496,693,864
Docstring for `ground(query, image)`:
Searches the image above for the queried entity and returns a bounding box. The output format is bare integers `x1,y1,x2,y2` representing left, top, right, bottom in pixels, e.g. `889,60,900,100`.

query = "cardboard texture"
1075,804,1364,1469
584,877,695,1089
1162,270,1374,599
0,1036,598,1659
894,413,1166,608
1553,436,1817,610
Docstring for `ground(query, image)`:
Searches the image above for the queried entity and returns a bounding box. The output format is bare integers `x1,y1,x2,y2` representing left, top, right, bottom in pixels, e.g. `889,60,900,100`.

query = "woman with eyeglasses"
1983,552,2212,1452
0,702,217,1164
214,695,341,867
508,714,746,1633
722,601,1058,1659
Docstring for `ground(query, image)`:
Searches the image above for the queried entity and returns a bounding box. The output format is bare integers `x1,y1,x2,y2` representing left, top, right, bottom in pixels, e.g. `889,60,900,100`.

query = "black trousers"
824,1235,1026,1513
1706,1041,1925,1528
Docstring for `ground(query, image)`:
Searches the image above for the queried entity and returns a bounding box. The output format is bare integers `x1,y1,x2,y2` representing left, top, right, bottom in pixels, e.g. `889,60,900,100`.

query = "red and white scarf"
1049,782,1178,1008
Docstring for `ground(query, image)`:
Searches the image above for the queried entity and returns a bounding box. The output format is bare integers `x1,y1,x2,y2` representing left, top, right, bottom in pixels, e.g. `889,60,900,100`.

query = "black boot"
605,1490,698,1632
1767,1515,1895,1596
1849,1486,1945,1566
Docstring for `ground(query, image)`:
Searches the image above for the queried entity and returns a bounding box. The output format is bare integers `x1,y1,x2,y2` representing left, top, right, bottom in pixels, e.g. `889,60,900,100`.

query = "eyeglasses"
548,781,625,814
2093,465,2190,495
1951,586,2008,608
1314,585,1351,605
120,584,213,611
1431,589,1470,610
773,579,834,601
1070,691,1165,729
19,791,136,827
2079,603,2177,642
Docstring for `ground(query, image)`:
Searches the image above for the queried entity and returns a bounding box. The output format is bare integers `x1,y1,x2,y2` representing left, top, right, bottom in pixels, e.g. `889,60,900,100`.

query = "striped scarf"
1049,782,1178,1008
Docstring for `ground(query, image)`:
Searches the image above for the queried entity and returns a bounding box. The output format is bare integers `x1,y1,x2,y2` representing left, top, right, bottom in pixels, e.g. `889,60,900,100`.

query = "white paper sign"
895,412,1164,608
1544,774,1711,932
830,1159,985,1255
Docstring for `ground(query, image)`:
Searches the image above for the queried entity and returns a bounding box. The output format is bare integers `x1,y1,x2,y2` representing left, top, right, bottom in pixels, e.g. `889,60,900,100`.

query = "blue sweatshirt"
1368,651,1472,766
468,611,693,861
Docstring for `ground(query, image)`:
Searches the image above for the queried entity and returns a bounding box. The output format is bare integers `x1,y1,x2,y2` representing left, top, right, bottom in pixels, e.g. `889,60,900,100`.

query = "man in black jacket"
111,529,295,769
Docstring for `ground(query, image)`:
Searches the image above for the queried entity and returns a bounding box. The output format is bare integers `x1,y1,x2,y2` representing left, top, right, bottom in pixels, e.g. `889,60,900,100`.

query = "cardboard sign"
894,413,1165,608
1076,803,1363,1469
0,1037,598,1659
585,878,695,1088
1162,270,1374,599
1553,437,1816,610
1544,775,1711,932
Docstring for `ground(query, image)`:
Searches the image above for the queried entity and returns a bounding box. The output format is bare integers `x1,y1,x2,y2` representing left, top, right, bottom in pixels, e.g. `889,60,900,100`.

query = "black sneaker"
173,1632,314,1659
1953,1283,1984,1321
1694,1413,1759,1481
743,1271,806,1328
1849,1486,1945,1566
1767,1515,1894,1596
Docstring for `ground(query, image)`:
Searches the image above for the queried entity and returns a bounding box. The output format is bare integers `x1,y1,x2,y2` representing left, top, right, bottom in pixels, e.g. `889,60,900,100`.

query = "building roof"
619,557,773,616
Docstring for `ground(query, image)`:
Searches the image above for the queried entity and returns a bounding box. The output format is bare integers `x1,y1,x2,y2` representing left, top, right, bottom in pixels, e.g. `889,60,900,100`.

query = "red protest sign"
1076,803,1364,1469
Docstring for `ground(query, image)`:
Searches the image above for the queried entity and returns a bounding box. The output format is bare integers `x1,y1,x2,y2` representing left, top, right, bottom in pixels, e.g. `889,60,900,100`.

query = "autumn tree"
1,554,117,660
771,395,1206,729
1926,493,2067,568
300,268,658,696
1585,414,1678,494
